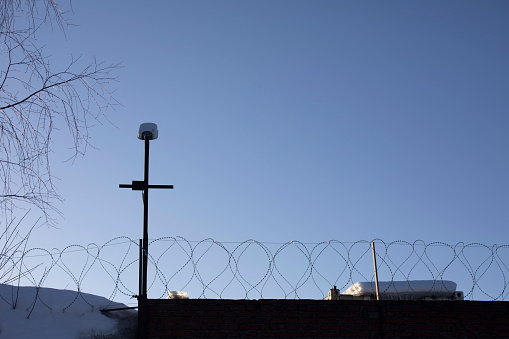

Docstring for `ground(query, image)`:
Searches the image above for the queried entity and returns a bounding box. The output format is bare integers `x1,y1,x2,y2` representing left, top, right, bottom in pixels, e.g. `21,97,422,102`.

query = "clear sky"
18,1,508,301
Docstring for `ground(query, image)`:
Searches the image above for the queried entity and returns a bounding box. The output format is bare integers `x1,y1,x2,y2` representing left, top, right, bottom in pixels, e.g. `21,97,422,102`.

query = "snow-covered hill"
0,284,136,339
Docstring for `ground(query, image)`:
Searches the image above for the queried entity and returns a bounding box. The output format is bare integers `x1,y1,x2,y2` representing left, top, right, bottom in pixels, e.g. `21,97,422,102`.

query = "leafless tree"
0,0,119,225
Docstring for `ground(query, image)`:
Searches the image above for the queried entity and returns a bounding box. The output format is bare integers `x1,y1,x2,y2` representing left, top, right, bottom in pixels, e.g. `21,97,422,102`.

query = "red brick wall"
147,299,509,338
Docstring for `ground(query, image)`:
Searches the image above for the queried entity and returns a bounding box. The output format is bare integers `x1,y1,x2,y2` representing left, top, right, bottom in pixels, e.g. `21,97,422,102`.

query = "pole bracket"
119,181,174,190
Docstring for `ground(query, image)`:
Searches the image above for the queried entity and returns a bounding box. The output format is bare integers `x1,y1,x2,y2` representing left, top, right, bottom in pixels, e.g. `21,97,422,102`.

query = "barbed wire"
1,237,508,315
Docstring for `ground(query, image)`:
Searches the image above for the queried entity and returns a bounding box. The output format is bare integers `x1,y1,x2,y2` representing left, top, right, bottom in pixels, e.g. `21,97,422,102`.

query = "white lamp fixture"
138,122,158,140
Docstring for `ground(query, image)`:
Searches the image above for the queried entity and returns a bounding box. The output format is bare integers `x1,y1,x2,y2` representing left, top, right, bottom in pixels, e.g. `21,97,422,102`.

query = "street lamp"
138,122,158,140
119,123,173,338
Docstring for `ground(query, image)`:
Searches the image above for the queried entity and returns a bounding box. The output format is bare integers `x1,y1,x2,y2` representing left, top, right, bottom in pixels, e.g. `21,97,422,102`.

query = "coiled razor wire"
1,237,508,316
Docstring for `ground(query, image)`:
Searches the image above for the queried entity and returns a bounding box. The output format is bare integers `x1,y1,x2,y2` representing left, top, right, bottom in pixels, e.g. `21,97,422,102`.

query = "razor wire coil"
1,237,508,316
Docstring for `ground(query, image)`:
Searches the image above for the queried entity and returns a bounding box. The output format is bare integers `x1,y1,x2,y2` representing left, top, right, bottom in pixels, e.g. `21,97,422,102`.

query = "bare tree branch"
0,0,119,225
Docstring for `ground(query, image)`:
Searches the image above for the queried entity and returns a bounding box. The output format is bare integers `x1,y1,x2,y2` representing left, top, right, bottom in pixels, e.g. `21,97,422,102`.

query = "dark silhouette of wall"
147,299,509,338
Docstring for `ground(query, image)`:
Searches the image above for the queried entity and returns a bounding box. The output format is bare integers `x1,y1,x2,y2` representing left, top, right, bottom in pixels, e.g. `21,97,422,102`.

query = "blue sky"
18,1,508,301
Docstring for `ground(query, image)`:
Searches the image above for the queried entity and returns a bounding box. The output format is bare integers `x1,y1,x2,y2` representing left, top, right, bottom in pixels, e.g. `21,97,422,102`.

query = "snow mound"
0,284,136,339
343,280,457,300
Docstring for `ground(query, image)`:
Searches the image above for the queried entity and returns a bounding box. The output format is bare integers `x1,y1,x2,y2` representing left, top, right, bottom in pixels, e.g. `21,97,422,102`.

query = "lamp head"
138,123,158,140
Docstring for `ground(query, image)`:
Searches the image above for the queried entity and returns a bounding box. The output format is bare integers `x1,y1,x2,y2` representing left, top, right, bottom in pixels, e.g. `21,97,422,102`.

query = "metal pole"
142,137,149,300
138,239,143,299
119,124,173,339
371,241,380,301
136,238,143,339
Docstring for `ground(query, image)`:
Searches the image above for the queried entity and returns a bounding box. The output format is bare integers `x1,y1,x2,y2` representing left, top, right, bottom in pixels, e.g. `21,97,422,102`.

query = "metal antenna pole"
119,123,173,339
142,137,150,300
371,241,380,301
138,239,143,299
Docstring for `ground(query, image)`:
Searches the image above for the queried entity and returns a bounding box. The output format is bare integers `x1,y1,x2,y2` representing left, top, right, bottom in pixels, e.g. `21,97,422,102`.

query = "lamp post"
119,123,173,338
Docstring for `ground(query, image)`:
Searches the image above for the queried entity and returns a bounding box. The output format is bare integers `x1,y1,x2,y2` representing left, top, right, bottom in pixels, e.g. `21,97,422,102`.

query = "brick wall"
147,299,509,338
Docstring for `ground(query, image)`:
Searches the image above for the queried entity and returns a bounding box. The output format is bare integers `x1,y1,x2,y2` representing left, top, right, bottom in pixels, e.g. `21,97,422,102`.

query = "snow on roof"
343,280,458,300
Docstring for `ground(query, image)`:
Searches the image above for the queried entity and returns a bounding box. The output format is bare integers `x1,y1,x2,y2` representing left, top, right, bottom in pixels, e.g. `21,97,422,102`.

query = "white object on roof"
343,280,457,300
166,291,189,299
